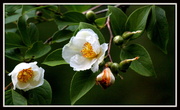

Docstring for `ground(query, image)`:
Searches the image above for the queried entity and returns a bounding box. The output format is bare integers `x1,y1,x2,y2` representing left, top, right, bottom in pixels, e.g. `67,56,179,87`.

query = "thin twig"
106,17,113,62
5,82,13,90
43,25,69,44
95,9,108,15
82,5,102,14
95,5,121,15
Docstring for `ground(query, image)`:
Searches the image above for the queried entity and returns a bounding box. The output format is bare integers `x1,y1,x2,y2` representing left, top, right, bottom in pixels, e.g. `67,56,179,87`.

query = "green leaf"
120,44,156,77
77,22,105,44
64,5,92,12
21,5,37,18
5,5,22,14
70,70,97,105
17,14,31,46
125,6,151,39
108,6,127,35
55,12,87,30
26,80,52,105
146,6,169,54
5,13,21,24
52,30,73,43
27,23,39,43
42,48,68,66
25,41,51,59
95,17,107,29
95,13,111,29
5,48,24,61
5,32,25,50
5,89,27,105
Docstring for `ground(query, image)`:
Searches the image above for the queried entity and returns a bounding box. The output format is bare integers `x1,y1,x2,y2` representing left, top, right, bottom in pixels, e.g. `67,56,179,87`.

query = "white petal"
8,62,31,76
70,54,97,71
62,37,86,63
16,81,30,90
76,29,98,40
29,78,44,88
97,43,108,64
91,43,108,73
91,61,99,73
86,36,101,54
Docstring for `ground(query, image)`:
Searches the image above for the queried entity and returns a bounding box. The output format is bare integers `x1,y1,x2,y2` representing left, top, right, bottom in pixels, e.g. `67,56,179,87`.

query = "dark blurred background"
5,5,175,105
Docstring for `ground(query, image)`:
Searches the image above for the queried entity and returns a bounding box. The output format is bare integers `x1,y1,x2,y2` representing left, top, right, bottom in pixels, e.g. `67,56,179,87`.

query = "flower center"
81,42,97,58
18,68,33,83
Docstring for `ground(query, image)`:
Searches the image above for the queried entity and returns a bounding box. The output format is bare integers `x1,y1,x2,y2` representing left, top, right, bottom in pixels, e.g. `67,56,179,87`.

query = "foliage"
5,4,170,105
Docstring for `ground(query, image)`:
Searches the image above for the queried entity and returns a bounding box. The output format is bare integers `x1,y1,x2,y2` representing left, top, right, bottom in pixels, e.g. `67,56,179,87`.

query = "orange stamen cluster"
81,42,97,58
18,68,33,83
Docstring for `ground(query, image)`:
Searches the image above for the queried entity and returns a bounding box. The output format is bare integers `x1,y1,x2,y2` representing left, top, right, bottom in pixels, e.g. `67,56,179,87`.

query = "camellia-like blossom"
8,61,44,91
62,29,108,73
96,67,115,89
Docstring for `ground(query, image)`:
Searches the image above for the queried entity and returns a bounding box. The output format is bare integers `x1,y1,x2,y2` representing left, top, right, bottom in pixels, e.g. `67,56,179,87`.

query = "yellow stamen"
81,42,97,58
18,68,33,83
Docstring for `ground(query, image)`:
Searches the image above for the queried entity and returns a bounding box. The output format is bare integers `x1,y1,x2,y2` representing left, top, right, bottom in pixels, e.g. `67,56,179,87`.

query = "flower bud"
105,62,113,67
36,11,43,16
86,10,96,21
110,62,119,74
122,30,142,40
122,31,134,40
113,35,124,46
119,57,139,72
96,67,115,89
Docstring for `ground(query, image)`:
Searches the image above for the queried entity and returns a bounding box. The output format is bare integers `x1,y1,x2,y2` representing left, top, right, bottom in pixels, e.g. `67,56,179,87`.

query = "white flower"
8,61,44,91
62,29,108,73
96,67,115,89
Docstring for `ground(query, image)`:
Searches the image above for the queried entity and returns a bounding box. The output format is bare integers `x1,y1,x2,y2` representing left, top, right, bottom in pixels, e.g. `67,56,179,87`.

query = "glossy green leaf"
120,44,156,77
26,80,52,105
17,14,31,46
5,32,25,50
108,6,127,35
52,30,73,43
42,48,68,66
70,70,97,105
5,5,22,14
5,89,27,105
55,12,87,30
21,5,37,18
64,5,92,12
146,6,169,54
5,13,21,24
95,16,109,29
25,41,51,59
27,23,39,43
125,6,151,39
5,48,24,61
77,22,105,44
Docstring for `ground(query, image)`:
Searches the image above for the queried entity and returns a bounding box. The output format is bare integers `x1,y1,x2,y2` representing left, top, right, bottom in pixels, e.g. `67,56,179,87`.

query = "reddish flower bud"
96,67,115,89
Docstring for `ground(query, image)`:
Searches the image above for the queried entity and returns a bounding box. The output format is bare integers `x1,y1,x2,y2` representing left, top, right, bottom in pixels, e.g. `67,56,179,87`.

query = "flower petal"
70,54,97,71
62,37,86,63
76,29,98,40
98,43,108,64
16,81,30,90
91,43,108,73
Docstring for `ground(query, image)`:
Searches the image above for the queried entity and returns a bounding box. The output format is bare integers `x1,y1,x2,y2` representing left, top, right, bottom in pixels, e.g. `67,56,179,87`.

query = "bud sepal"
119,57,139,72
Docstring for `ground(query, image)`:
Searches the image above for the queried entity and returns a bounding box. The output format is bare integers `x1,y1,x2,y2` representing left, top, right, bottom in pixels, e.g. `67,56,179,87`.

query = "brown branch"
106,17,113,62
82,5,102,14
5,82,13,90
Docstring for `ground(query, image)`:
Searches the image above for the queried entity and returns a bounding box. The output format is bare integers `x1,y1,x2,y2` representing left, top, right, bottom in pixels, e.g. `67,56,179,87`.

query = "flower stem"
106,17,113,62
5,82,13,90
83,5,102,14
